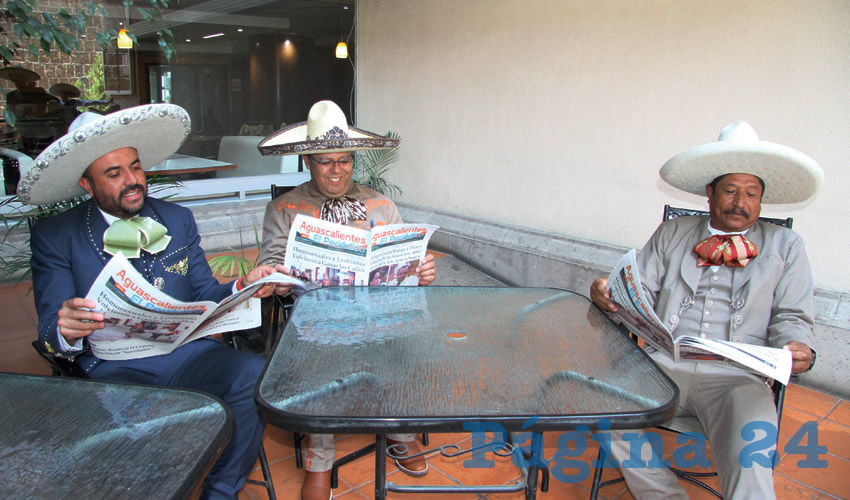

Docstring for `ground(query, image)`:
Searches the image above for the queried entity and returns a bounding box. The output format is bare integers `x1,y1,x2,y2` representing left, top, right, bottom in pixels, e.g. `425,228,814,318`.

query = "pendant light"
117,29,133,49
116,5,132,49
335,5,348,59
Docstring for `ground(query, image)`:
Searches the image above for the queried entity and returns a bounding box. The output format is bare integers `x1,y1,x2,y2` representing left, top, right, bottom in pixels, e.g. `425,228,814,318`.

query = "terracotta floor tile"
0,311,38,338
552,439,610,491
425,444,523,489
0,290,29,314
335,490,369,500
778,419,846,469
814,420,850,460
775,452,850,498
330,434,385,488
784,384,840,418
531,477,593,500
418,432,472,453
1,338,51,374
261,426,299,464
241,456,305,499
773,473,836,500
826,400,850,427
3,355,51,375
383,467,478,500
780,407,821,439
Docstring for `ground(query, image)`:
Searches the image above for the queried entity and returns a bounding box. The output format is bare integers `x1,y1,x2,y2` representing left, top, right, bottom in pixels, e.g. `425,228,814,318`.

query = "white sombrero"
258,100,398,156
17,104,191,205
659,121,823,204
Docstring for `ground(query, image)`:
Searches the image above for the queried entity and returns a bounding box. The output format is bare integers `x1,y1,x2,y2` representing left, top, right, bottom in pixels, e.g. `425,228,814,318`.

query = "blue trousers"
89,338,266,499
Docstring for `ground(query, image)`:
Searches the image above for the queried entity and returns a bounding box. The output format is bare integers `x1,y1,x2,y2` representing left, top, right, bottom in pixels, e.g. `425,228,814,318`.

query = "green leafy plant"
0,175,182,283
74,51,108,112
354,130,402,198
207,222,261,278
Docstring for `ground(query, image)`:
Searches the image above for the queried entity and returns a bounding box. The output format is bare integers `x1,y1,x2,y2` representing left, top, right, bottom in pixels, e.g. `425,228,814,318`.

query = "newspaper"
606,249,793,384
83,253,305,361
282,214,439,289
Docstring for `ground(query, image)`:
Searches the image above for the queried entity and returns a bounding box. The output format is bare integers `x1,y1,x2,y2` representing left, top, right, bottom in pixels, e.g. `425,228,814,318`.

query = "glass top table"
256,286,678,498
258,286,676,432
146,153,236,177
1,372,231,499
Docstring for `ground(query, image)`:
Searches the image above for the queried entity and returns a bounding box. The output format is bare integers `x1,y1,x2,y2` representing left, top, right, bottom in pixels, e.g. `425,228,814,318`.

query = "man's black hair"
709,173,766,197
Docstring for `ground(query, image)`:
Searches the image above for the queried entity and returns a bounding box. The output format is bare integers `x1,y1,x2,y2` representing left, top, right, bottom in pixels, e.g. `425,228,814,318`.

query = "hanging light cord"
346,11,356,122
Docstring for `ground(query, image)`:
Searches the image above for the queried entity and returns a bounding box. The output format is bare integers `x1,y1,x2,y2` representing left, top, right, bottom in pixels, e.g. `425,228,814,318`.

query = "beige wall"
356,0,850,292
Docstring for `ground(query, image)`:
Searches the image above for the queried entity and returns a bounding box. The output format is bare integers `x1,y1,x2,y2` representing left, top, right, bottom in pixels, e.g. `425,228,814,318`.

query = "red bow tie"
692,234,758,267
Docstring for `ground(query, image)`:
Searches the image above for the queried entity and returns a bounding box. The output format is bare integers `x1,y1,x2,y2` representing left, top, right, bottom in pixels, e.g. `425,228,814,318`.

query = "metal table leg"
375,433,388,500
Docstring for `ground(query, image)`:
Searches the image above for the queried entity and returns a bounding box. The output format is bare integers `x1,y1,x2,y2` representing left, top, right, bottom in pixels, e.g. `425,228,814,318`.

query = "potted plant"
207,223,262,278
354,130,403,197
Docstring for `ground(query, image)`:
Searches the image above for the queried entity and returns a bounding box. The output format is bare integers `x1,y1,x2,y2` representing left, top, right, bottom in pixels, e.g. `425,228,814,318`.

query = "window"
0,0,355,199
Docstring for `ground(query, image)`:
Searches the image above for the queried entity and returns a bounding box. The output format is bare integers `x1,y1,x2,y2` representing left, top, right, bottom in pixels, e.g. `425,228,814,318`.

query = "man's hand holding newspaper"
82,253,305,361
282,214,438,289
604,249,793,385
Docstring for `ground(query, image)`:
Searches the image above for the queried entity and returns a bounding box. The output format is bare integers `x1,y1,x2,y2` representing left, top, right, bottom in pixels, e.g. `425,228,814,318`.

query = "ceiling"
103,0,354,51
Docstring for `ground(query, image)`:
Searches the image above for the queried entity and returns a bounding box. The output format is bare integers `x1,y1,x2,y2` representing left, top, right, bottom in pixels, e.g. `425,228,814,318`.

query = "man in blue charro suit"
18,104,291,499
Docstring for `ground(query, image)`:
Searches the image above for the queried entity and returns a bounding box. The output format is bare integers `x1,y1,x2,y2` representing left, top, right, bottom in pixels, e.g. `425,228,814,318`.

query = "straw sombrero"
259,100,398,156
17,104,190,205
659,121,823,204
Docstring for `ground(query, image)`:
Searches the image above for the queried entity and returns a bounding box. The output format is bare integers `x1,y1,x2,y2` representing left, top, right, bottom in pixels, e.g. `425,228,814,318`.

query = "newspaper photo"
282,214,439,289
606,249,793,384
83,253,305,361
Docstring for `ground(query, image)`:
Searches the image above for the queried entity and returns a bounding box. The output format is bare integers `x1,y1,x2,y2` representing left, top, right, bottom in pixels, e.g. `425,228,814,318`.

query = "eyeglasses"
311,157,354,168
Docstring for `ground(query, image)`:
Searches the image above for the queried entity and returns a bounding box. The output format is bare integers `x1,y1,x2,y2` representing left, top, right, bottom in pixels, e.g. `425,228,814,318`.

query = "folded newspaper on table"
83,253,305,361
606,249,793,384
282,214,438,289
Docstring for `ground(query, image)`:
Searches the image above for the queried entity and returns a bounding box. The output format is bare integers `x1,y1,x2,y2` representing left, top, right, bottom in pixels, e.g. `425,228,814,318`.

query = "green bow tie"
103,217,172,258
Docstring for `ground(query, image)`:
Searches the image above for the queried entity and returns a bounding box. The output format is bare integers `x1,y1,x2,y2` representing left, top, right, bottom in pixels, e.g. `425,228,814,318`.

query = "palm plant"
207,222,261,278
354,130,402,197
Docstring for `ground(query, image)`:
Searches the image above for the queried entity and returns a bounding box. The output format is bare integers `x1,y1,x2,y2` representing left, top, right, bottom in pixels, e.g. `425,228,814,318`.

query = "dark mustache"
120,184,145,197
724,208,749,218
